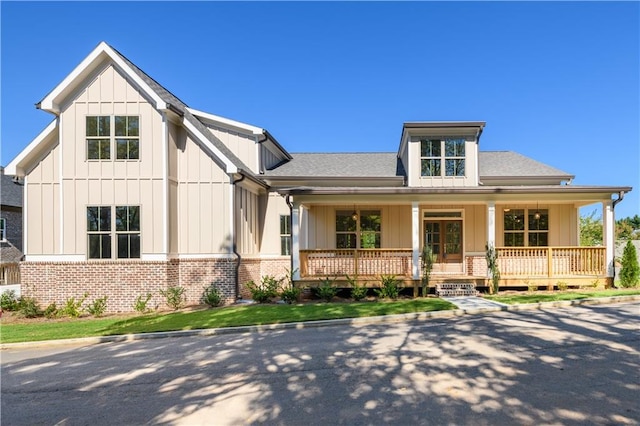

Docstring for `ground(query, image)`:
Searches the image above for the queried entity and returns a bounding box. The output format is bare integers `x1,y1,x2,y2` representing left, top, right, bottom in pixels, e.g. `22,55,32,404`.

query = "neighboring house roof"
0,242,23,264
0,168,23,208
264,153,405,178
479,151,574,180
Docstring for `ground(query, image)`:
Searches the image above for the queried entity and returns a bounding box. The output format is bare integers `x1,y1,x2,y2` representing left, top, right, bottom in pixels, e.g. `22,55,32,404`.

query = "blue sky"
1,1,638,219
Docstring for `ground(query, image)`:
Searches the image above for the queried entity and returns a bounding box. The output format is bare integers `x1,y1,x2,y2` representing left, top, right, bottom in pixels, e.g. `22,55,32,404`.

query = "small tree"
580,210,603,246
619,241,639,288
485,243,500,294
420,245,437,297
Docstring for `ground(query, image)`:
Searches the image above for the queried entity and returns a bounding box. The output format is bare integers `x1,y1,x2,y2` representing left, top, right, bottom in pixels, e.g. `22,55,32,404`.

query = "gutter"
285,195,294,275
231,173,246,299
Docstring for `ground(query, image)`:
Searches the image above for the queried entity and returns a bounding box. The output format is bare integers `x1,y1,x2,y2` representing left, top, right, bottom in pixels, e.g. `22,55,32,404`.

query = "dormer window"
420,138,465,177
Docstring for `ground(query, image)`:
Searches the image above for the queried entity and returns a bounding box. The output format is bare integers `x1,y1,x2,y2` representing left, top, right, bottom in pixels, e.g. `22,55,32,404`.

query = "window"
87,206,140,259
420,138,465,177
116,206,140,258
0,218,6,241
86,116,111,160
503,209,548,247
87,206,112,259
336,210,381,249
115,116,140,159
280,215,291,256
86,116,139,160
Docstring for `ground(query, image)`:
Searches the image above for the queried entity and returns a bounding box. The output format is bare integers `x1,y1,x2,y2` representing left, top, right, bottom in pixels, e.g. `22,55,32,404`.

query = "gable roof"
264,153,405,179
479,151,574,180
8,41,268,180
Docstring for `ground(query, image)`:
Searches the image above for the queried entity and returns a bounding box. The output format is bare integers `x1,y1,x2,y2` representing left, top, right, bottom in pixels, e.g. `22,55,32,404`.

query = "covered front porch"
287,192,620,291
297,246,608,290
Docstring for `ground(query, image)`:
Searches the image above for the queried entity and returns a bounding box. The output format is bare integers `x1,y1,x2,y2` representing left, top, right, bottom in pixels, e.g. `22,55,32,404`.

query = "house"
0,167,24,288
5,42,632,312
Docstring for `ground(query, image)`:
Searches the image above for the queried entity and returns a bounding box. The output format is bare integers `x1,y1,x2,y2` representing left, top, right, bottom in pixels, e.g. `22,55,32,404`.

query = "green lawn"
0,299,455,344
486,288,640,304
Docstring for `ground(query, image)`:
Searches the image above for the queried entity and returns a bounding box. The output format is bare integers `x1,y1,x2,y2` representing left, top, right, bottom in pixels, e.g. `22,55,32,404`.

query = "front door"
424,220,463,264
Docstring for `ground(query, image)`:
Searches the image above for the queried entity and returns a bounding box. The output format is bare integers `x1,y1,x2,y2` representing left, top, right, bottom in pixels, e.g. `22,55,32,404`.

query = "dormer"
398,122,485,187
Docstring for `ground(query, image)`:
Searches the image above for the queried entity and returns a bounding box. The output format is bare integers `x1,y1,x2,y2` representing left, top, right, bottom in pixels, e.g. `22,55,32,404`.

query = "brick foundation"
19,256,292,313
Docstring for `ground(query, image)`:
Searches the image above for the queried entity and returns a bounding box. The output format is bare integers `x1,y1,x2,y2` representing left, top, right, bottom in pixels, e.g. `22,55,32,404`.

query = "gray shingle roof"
0,242,23,264
110,45,254,176
0,169,23,208
479,151,573,178
264,153,405,178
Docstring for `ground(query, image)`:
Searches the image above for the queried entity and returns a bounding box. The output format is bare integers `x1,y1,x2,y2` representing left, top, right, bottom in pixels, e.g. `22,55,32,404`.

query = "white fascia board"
40,42,166,113
187,107,263,136
5,119,58,176
183,118,238,174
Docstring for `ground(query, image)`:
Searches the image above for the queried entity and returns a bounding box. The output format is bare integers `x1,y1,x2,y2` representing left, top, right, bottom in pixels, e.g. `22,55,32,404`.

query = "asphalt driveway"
2,301,639,425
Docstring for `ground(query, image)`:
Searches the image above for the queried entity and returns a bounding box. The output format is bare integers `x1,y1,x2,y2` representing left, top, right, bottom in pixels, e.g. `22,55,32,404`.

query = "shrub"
280,287,301,304
375,275,400,300
246,275,281,303
346,275,367,301
202,284,222,307
44,302,60,319
1,290,19,311
279,268,301,304
619,241,640,288
61,293,88,318
314,277,338,302
134,293,153,314
17,297,43,318
160,286,187,310
557,281,568,291
87,296,108,317
421,245,437,297
525,280,537,293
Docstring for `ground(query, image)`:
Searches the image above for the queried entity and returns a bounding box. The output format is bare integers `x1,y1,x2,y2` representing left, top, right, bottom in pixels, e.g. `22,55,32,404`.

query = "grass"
0,298,455,344
486,288,640,305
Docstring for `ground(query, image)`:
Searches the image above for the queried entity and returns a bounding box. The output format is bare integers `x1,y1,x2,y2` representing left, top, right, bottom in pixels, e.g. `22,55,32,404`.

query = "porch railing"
496,246,606,277
0,263,21,285
300,249,413,278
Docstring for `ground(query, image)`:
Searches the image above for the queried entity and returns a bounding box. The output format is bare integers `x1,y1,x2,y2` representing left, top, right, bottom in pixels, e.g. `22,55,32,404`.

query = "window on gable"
0,218,6,241
503,209,548,247
86,116,140,161
280,215,291,256
87,206,140,259
115,116,140,160
420,138,465,177
86,116,111,160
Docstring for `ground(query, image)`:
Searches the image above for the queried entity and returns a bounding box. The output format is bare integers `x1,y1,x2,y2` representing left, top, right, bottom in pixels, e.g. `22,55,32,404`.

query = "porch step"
436,282,479,297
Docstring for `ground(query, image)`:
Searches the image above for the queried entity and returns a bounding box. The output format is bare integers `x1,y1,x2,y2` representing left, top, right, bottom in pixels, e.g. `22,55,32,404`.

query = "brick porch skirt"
19,257,291,313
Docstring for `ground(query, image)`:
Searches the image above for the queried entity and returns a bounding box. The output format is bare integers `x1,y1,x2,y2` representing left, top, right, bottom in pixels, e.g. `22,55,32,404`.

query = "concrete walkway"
441,296,508,310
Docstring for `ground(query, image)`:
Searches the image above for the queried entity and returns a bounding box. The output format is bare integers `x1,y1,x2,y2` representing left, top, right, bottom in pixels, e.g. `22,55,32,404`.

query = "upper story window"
503,209,549,247
420,138,465,177
86,116,139,161
336,210,381,249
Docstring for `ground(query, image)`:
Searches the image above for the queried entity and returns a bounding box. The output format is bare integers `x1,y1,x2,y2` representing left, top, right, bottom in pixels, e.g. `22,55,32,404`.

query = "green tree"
619,241,639,288
580,210,602,246
617,215,640,240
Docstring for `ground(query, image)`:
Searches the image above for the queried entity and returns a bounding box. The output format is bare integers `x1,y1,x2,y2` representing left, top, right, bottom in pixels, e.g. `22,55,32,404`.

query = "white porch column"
603,200,615,277
487,201,496,248
412,202,420,279
292,202,301,280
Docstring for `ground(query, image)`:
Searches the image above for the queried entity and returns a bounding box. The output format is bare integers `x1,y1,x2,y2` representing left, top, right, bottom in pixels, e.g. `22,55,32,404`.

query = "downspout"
232,174,246,299
285,195,294,274
610,190,626,283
